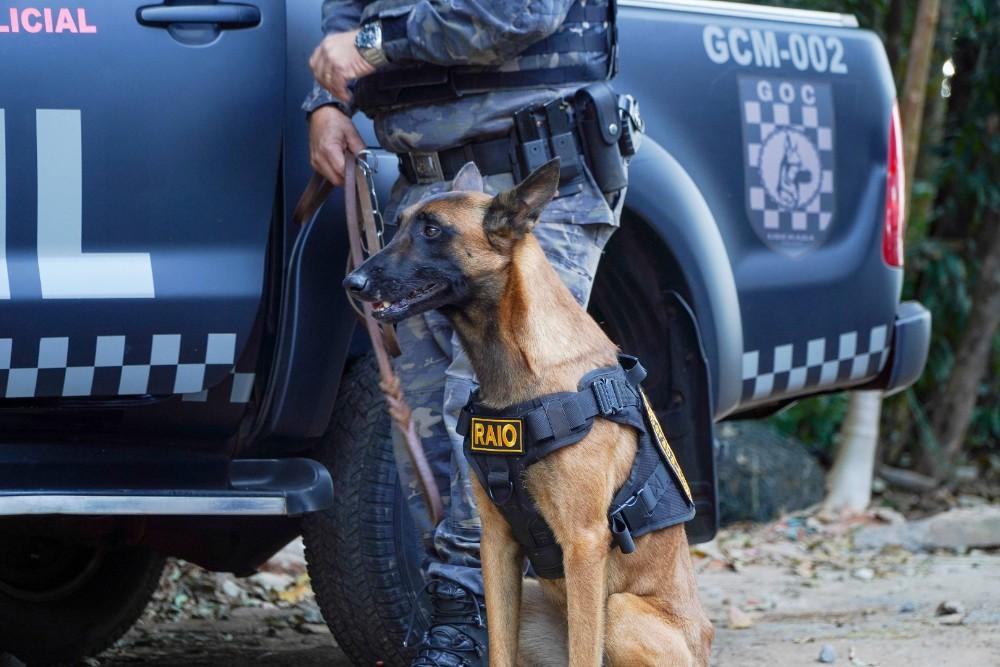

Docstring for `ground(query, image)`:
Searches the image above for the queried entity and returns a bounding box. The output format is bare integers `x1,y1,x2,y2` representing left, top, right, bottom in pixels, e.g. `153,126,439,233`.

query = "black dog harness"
457,355,695,579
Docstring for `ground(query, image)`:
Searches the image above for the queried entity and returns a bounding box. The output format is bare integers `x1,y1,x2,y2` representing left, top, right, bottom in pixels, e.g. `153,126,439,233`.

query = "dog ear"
484,158,560,240
451,162,484,193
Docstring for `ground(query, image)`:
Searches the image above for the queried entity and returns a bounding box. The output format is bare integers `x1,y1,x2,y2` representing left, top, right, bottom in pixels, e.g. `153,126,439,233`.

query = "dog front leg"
563,525,609,667
473,481,524,667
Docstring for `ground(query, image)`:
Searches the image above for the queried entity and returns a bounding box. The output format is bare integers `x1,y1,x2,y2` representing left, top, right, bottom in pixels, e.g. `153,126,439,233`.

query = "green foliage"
896,0,1000,467
906,239,969,388
769,394,849,461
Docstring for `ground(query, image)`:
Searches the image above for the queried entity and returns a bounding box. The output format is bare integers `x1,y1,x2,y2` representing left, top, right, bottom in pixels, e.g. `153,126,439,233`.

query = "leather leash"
293,156,444,526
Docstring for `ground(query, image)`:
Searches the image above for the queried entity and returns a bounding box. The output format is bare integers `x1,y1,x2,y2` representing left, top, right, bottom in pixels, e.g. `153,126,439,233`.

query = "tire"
303,353,430,667
0,529,164,666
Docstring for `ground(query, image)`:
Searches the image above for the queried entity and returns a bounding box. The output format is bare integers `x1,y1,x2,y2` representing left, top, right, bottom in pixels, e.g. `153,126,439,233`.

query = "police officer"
304,0,625,663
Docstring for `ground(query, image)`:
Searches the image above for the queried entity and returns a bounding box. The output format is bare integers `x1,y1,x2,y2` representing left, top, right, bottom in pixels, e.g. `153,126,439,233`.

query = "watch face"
357,24,379,49
355,22,385,66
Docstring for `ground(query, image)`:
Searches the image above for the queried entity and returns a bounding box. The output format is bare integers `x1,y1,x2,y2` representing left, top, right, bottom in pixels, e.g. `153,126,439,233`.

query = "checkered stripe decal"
741,325,890,402
744,98,835,235
0,333,238,399
181,370,256,405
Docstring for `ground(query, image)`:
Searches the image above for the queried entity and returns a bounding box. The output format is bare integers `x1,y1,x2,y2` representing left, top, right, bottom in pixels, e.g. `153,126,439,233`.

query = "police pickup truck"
0,0,929,664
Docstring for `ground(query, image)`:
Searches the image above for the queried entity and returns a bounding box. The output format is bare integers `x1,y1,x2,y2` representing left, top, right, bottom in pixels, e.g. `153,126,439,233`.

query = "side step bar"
0,458,333,517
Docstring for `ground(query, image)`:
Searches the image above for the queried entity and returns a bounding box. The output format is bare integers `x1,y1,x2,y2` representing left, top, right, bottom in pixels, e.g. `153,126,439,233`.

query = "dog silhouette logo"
761,128,821,212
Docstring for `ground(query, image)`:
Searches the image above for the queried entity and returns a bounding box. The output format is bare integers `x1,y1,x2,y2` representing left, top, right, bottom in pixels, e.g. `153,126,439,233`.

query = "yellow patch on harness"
470,417,524,454
640,389,694,504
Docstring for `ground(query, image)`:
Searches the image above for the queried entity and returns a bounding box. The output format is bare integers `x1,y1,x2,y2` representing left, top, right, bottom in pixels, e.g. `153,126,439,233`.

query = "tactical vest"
354,0,618,113
457,355,695,579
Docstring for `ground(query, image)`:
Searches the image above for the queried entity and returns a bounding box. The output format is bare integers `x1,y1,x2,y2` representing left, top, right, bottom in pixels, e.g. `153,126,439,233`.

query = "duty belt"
399,97,586,189
400,137,520,185
457,355,695,579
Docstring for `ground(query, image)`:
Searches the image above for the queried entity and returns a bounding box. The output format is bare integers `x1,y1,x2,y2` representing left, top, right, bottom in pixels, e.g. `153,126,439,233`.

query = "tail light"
882,101,905,267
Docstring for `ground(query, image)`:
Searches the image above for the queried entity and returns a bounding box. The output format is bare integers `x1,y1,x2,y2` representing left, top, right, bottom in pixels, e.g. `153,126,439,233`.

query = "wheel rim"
0,535,104,603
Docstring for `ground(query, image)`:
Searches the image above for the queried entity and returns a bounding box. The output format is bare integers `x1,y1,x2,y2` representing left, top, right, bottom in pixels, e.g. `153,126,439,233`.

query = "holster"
575,82,629,194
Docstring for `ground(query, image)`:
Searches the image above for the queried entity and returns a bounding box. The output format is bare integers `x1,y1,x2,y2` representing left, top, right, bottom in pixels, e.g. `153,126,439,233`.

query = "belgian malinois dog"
344,159,713,666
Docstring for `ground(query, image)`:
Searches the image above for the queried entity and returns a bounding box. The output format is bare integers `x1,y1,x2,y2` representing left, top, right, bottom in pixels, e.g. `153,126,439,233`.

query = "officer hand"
309,29,375,103
309,105,366,187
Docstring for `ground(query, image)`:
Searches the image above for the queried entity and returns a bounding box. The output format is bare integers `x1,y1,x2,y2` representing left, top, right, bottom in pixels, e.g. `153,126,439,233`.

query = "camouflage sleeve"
302,0,362,115
320,0,363,34
363,0,577,66
302,82,355,116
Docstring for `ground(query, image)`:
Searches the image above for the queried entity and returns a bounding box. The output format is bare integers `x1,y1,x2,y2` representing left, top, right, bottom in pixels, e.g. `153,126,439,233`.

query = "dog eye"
421,223,442,239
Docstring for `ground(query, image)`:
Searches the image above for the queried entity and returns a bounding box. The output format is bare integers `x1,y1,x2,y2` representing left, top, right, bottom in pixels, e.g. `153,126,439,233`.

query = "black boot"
411,580,488,667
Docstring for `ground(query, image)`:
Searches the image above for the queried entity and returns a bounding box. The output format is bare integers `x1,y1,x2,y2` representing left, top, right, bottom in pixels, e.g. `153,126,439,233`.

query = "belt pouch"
575,82,628,194
513,107,550,180
544,100,582,186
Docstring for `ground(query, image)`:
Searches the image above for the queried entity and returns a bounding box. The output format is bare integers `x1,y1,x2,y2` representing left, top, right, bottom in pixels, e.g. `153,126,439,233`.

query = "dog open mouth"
370,282,449,321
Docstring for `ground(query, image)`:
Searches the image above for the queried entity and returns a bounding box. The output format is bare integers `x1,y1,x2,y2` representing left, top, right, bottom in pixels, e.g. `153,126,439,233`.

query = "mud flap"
657,291,719,544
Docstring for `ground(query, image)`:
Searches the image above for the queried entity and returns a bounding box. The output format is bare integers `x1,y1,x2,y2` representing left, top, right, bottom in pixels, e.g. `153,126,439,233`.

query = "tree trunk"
907,0,953,244
822,0,942,512
900,0,942,208
926,219,1000,478
823,391,883,513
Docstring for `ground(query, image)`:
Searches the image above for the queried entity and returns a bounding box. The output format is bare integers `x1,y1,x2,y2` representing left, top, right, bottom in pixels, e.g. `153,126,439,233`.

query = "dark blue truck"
0,1,929,664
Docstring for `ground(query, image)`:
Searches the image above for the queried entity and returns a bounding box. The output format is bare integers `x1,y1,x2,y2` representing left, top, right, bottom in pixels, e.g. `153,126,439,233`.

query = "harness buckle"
592,377,624,415
403,151,445,184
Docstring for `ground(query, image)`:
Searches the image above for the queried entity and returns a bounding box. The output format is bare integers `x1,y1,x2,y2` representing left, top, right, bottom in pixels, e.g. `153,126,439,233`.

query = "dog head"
344,158,561,323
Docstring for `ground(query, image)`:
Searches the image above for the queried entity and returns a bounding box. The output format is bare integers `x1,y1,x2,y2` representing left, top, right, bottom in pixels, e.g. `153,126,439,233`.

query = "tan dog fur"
356,161,713,666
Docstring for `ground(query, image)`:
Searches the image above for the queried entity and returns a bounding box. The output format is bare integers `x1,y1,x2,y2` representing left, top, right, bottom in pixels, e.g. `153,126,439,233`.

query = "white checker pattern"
0,333,238,399
742,325,891,402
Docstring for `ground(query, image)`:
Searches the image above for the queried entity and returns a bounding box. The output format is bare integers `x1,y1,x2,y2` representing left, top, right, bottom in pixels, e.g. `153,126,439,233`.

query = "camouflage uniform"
304,0,619,602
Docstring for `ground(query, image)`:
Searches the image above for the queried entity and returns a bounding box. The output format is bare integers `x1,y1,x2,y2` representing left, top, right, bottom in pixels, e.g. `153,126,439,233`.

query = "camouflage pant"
386,171,617,596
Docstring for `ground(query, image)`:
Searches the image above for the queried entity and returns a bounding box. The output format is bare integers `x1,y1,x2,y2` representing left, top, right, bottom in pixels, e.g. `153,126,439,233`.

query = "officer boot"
411,579,488,667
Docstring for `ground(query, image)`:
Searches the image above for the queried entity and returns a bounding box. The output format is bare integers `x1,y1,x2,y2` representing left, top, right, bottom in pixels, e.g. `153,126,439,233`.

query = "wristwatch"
355,21,389,68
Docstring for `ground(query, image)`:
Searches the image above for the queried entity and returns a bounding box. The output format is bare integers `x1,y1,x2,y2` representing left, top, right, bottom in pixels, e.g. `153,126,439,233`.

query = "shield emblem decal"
739,77,835,257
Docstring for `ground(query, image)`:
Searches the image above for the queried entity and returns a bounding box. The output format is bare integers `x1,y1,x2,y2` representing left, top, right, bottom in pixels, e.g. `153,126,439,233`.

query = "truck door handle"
137,3,261,28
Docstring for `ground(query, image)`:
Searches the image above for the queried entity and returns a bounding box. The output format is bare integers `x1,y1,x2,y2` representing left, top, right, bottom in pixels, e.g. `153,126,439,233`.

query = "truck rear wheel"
303,354,430,667
0,527,164,666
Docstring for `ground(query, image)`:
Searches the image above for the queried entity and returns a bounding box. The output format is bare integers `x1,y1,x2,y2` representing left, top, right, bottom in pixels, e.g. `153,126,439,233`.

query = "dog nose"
343,272,369,295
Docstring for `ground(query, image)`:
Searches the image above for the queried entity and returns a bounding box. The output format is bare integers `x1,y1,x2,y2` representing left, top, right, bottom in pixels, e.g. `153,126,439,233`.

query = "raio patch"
469,417,523,454
740,76,835,257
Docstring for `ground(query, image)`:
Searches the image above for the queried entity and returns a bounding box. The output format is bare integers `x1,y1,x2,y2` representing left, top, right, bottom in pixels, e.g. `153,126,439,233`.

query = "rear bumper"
867,300,931,395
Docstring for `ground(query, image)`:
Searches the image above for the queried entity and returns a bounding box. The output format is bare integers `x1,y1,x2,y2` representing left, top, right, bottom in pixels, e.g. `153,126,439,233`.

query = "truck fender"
254,188,356,443
625,138,743,418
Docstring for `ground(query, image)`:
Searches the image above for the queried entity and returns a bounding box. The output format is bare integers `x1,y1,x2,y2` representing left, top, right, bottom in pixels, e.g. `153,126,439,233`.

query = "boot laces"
409,580,486,667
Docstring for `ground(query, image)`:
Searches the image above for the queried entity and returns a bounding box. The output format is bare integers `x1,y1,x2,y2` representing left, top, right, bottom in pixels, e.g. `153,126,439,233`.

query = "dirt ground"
94,516,1000,667
701,552,1000,666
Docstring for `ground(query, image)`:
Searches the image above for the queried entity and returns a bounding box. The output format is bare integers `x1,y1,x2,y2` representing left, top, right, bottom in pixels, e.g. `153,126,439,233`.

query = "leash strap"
293,159,444,526
291,172,333,228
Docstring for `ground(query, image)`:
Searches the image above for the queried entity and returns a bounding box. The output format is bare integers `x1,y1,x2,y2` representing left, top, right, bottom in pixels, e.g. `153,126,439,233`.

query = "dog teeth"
382,301,391,308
